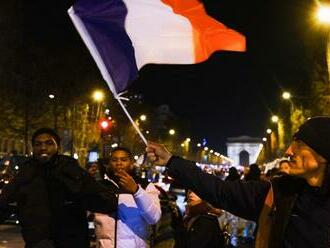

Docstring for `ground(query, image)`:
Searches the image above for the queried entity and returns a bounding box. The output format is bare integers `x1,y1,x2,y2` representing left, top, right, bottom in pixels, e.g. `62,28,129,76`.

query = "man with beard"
146,117,330,248
93,147,161,248
0,128,117,248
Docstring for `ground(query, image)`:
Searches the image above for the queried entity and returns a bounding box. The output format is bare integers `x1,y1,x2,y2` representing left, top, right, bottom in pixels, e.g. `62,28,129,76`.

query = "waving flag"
68,0,246,95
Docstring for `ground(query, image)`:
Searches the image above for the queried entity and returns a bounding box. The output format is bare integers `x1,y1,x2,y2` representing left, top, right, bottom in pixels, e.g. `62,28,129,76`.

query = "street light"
262,137,267,142
48,94,55,99
316,5,330,24
169,129,176,135
316,4,330,83
92,90,105,120
271,115,279,123
140,114,147,121
92,90,105,102
266,128,272,134
282,91,291,100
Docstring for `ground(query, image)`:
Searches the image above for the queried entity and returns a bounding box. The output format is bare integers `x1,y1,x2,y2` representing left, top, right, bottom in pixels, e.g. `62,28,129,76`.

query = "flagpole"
115,96,148,145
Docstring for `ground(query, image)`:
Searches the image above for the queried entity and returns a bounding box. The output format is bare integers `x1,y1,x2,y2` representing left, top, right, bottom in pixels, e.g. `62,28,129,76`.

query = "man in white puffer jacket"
93,147,161,248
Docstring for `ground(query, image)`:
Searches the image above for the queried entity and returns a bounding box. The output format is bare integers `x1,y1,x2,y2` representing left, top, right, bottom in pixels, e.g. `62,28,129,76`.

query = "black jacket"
166,156,330,248
0,155,117,248
183,213,224,248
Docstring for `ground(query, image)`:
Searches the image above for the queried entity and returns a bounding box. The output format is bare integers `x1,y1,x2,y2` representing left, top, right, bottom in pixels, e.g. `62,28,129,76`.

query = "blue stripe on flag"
73,0,138,93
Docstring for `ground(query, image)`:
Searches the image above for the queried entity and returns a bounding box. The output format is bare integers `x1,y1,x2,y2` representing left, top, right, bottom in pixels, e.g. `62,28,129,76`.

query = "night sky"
12,0,328,152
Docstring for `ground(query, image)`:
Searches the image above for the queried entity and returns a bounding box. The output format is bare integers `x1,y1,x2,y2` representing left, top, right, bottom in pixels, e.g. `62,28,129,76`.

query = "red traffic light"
99,119,112,131
100,120,109,129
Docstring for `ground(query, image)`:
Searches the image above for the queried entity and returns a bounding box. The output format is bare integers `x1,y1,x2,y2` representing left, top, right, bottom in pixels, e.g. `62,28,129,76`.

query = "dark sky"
18,0,326,153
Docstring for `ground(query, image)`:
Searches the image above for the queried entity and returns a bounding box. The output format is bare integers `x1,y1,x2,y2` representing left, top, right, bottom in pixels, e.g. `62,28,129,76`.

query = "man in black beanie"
280,117,330,185
0,128,117,248
146,116,330,248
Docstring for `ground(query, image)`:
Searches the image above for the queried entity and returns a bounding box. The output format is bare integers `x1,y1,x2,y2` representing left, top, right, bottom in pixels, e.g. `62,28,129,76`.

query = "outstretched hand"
146,141,172,166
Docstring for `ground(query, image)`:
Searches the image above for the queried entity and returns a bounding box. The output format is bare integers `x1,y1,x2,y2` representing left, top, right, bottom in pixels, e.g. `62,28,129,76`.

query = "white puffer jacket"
94,180,161,248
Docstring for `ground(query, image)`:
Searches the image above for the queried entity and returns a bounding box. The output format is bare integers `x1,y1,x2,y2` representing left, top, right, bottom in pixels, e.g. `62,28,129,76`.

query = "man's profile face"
285,140,326,178
32,133,59,163
109,150,133,174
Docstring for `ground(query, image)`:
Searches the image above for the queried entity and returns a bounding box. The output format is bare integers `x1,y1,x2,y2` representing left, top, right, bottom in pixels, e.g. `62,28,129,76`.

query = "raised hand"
146,142,172,166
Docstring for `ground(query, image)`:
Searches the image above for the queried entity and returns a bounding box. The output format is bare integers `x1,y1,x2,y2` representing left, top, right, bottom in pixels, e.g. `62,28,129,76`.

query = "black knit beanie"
294,117,330,162
32,128,61,146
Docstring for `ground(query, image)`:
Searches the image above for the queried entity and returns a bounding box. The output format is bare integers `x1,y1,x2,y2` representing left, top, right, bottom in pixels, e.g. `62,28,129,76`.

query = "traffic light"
99,118,112,135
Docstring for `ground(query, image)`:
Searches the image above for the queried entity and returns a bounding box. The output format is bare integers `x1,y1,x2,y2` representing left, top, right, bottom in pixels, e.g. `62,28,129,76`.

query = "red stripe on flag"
161,0,246,62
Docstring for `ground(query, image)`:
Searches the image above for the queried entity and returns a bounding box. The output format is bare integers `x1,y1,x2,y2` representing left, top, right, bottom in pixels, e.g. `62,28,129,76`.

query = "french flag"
68,0,246,95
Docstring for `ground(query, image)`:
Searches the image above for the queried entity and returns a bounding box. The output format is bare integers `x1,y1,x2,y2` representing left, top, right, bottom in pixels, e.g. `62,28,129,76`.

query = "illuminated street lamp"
140,114,147,121
271,115,279,123
282,91,291,100
266,128,272,134
316,5,330,24
197,143,201,147
316,4,330,82
48,94,55,99
92,90,105,120
204,147,209,151
262,137,267,142
92,90,105,102
186,138,191,142
169,129,176,135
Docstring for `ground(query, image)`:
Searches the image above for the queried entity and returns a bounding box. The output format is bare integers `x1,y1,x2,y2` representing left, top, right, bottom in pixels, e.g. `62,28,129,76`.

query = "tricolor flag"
68,0,246,95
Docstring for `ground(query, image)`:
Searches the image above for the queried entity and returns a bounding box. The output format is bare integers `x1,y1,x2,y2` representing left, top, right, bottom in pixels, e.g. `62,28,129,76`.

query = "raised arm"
147,142,270,221
167,156,269,221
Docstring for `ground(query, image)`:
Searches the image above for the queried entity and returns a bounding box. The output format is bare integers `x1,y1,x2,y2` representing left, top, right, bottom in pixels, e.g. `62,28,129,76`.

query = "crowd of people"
0,116,330,248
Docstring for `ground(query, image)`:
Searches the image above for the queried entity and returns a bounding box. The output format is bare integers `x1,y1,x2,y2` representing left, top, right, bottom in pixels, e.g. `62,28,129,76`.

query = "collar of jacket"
31,154,59,169
256,175,304,248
